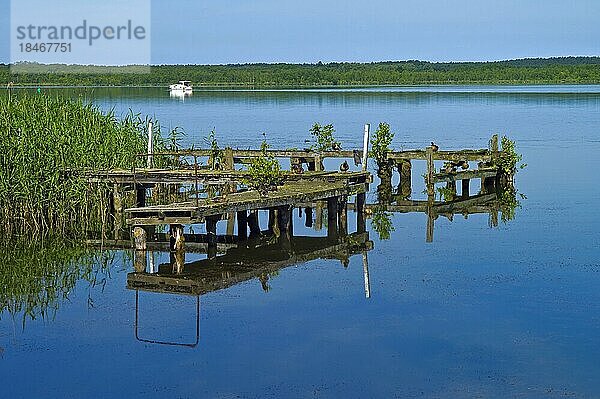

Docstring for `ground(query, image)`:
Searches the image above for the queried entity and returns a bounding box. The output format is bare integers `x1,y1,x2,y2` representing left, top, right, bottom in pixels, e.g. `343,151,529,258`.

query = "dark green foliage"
370,122,394,168
309,123,340,152
245,140,283,195
2,57,600,87
497,136,524,175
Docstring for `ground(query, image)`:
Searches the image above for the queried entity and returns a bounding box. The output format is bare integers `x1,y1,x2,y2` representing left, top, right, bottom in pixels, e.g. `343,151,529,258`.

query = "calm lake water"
2,85,600,398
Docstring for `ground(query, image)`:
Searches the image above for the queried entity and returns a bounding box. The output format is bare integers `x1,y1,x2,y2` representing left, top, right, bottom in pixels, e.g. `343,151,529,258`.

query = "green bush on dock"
370,122,394,168
497,136,525,175
245,140,283,196
0,93,165,237
309,123,341,152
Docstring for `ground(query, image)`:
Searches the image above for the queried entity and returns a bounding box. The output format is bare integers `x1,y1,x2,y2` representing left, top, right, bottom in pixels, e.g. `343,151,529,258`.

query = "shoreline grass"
0,93,167,238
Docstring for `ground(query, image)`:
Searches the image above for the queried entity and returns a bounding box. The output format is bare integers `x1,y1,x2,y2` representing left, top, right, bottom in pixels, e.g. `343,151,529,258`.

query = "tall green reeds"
0,93,164,237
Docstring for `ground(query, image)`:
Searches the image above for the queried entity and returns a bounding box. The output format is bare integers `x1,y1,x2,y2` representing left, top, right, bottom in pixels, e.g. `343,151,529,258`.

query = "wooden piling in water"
398,160,412,198
356,192,366,233
277,205,293,238
133,226,147,251
426,208,435,243
304,207,313,228
169,224,185,252
462,179,470,198
327,197,339,238
248,210,261,238
206,216,218,259
237,210,248,241
338,196,348,237
135,185,146,208
426,147,435,198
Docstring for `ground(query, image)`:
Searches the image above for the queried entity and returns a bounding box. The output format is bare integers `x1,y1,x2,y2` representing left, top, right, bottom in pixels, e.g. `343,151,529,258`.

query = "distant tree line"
2,57,600,87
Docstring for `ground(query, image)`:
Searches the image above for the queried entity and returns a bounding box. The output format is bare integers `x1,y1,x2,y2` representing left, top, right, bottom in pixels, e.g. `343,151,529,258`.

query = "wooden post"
268,208,277,234
462,179,470,198
171,251,185,274
237,210,248,241
288,207,294,236
327,197,338,238
399,160,412,198
338,196,348,237
169,224,185,252
277,206,292,238
133,226,147,251
426,146,435,198
206,216,218,259
315,201,324,231
226,213,235,236
248,210,261,238
447,181,457,201
362,251,371,299
362,124,370,171
135,185,146,208
490,209,499,228
134,250,147,273
356,192,366,233
147,121,153,168
304,207,313,228
426,208,434,243
490,134,499,152
223,147,234,171
314,154,323,171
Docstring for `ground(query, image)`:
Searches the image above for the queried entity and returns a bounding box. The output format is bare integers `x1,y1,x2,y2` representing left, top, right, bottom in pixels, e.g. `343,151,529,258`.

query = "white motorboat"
169,80,193,94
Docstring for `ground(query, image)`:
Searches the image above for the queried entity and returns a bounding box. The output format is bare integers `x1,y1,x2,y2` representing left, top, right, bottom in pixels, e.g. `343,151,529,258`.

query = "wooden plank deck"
85,169,370,186
126,178,368,226
387,149,493,162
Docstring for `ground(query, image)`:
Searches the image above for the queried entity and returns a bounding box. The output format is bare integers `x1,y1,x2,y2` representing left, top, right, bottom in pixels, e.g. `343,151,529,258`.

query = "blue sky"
1,0,599,64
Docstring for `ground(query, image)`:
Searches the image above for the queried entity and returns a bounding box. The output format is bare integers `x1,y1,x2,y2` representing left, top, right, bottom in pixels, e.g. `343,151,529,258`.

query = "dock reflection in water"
122,180,517,348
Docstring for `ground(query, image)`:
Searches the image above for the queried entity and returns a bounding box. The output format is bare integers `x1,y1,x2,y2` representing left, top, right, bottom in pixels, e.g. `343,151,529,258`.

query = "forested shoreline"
2,57,600,87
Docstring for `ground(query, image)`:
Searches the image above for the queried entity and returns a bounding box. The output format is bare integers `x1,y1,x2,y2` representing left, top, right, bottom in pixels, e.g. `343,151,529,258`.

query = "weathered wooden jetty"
88,125,512,255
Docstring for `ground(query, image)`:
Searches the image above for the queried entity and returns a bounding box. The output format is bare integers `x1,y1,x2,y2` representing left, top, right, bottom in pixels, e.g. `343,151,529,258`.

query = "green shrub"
497,136,525,175
369,122,394,168
245,140,283,195
309,123,340,152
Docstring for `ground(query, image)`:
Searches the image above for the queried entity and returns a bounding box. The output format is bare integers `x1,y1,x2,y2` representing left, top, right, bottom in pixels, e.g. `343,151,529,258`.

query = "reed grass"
0,93,166,237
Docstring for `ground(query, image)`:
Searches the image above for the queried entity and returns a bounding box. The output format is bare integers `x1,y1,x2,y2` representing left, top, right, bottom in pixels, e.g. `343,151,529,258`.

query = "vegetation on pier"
497,136,525,175
370,122,395,169
245,140,283,195
4,57,599,87
0,93,167,237
309,123,341,152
